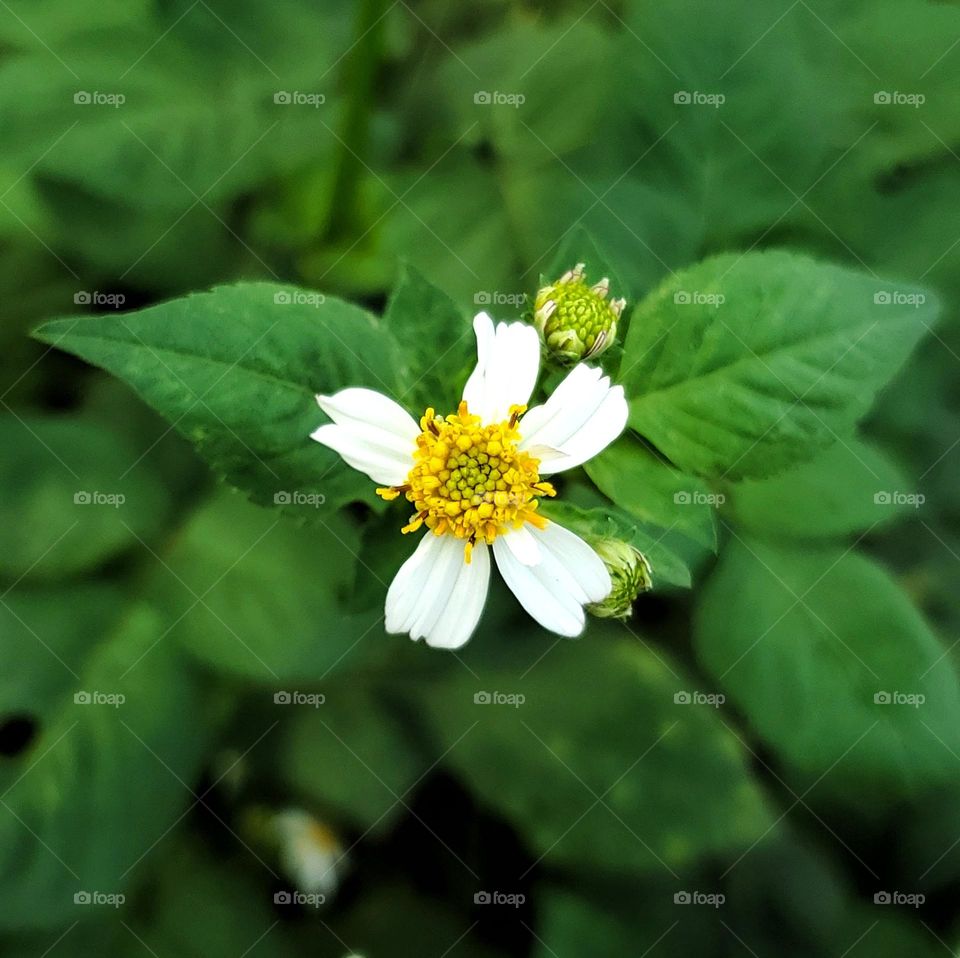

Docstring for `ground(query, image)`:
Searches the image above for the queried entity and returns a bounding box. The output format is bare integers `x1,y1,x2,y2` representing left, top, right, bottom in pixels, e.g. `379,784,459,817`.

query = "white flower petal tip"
519,364,628,474
385,534,491,650
493,522,611,638
461,312,541,423
501,524,541,566
310,387,419,486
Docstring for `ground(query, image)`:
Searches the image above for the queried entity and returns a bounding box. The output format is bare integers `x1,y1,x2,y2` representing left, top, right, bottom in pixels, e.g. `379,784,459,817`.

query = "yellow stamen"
385,400,553,560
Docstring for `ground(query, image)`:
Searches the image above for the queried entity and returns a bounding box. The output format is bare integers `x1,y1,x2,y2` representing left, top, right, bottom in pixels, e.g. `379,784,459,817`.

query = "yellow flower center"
377,401,555,562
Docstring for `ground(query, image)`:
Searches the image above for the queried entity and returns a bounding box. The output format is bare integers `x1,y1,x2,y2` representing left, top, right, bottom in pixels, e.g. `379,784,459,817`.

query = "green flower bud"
586,538,652,620
533,263,626,364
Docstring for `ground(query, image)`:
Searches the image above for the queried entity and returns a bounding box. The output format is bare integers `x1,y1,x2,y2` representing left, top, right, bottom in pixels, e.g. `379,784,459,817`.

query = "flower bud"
532,263,626,363
586,538,652,619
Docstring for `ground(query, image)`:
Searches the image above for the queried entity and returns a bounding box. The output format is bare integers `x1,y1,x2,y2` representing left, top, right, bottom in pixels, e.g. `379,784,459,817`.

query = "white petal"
423,541,491,649
385,534,490,650
461,312,541,423
530,522,611,604
408,535,466,639
501,524,541,566
492,521,611,638
317,387,420,438
518,364,628,474
311,387,419,485
385,532,442,633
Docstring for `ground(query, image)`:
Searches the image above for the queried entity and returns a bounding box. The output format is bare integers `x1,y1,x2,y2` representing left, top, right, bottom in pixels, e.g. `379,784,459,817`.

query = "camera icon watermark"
74,890,125,907
74,490,125,508
873,290,926,308
873,91,925,108
74,290,125,308
273,889,325,907
74,90,125,108
273,490,326,508
473,291,525,307
74,690,126,708
673,490,725,506
674,690,725,708
874,690,925,708
273,289,325,307
274,91,325,108
473,90,525,108
674,90,725,108
473,690,525,708
874,890,924,907
474,890,525,907
674,890,724,908
274,690,325,708
873,491,924,509
673,290,725,307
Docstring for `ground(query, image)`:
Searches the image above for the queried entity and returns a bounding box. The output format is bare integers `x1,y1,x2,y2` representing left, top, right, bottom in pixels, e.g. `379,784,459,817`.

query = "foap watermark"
674,90,725,108
74,291,125,309
273,890,325,908
874,890,925,908
674,890,725,908
874,491,924,509
74,491,125,508
74,690,126,708
674,490,725,506
274,691,326,708
473,90,525,108
474,890,525,908
74,90,125,108
474,291,525,308
274,91,326,108
273,289,325,307
74,890,125,908
874,91,925,108
274,490,326,508
674,690,725,708
674,290,725,307
873,290,926,308
474,691,525,708
874,691,925,708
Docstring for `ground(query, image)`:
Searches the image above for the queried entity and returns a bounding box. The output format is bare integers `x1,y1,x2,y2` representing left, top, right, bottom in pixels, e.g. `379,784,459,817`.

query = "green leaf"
694,539,960,800
418,632,769,875
0,584,123,716
0,414,170,583
0,2,348,208
619,0,845,242
378,155,517,307
122,835,302,958
382,263,474,413
726,438,914,540
532,886,714,958
539,500,692,590
621,251,936,480
274,679,429,832
151,491,380,683
0,602,215,930
34,283,404,513
584,435,718,550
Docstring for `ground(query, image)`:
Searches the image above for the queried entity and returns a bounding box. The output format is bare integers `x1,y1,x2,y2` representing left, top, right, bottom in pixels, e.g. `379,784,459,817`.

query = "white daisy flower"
311,312,629,649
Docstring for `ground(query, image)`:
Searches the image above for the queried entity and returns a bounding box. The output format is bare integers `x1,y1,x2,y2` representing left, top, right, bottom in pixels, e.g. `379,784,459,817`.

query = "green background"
2,0,960,955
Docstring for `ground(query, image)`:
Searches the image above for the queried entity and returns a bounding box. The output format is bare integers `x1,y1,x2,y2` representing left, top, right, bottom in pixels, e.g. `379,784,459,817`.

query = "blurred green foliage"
2,0,960,955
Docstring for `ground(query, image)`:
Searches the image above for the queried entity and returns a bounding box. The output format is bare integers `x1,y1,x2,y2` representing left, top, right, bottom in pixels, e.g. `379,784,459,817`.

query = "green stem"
323,0,387,242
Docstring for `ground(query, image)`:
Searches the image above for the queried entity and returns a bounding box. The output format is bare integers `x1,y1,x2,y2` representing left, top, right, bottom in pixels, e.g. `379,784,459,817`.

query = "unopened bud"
586,538,652,619
532,263,625,363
